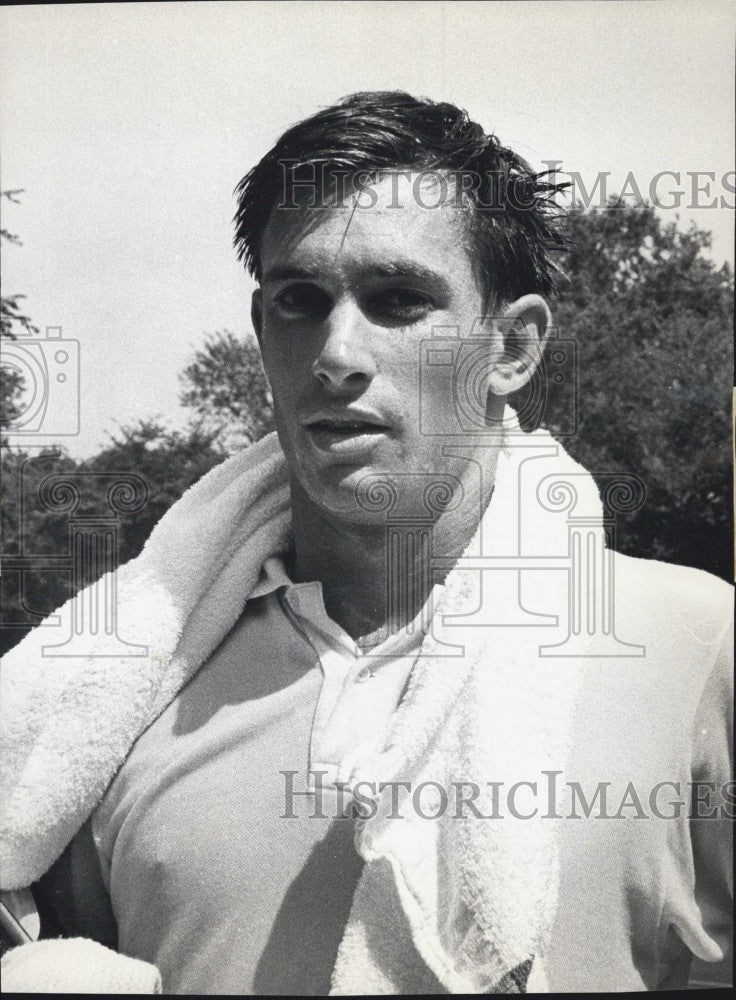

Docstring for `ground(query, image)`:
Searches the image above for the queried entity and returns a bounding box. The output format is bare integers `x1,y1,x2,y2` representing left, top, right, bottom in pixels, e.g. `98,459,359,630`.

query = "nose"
311,300,377,392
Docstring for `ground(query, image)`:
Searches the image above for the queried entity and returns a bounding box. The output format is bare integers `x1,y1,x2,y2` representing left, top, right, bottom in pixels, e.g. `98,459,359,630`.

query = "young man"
1,92,732,993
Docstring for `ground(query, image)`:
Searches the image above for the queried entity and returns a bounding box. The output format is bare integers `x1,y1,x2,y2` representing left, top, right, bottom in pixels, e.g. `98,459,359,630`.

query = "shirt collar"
249,553,294,599
248,552,444,659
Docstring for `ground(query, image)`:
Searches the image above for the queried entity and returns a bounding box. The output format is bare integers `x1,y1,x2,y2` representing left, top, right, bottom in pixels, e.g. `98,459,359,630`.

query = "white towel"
2,938,162,993
1,407,603,992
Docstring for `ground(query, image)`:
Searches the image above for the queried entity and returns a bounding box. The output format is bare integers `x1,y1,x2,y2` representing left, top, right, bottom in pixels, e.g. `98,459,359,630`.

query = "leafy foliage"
0,367,25,434
1,190,37,441
179,330,275,450
0,422,226,655
1,190,39,340
526,199,732,579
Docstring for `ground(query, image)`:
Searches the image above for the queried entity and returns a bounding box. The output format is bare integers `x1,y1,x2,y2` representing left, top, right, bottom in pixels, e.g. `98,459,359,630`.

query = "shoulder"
613,552,732,644
611,553,732,713
576,554,732,767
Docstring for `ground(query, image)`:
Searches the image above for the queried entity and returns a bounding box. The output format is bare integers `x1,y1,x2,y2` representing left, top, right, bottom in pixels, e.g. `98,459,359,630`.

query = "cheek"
273,326,328,380
399,339,438,426
261,328,288,372
261,332,310,393
380,336,422,390
261,355,298,428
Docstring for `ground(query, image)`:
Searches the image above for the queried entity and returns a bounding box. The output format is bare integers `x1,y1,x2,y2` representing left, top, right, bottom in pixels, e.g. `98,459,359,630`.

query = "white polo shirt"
37,554,732,994
81,553,442,995
263,556,443,789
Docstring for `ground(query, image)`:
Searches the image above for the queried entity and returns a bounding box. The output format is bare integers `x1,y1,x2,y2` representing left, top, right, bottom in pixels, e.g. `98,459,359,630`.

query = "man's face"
252,173,503,521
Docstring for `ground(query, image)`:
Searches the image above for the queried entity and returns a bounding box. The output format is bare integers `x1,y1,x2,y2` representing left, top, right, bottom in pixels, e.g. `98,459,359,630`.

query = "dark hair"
233,91,568,305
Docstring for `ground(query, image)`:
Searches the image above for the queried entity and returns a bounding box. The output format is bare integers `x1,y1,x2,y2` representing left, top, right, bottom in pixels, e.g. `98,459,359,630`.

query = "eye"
274,283,332,320
368,287,436,322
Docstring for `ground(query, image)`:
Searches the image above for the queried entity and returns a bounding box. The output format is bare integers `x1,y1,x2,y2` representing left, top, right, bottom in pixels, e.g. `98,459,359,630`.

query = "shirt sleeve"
687,604,734,986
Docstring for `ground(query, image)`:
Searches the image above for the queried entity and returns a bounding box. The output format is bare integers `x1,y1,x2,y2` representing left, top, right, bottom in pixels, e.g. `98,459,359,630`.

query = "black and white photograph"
1,1,733,993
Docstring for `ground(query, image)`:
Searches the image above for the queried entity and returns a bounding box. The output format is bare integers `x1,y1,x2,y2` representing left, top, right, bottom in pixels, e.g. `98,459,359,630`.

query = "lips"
304,410,392,458
304,409,391,434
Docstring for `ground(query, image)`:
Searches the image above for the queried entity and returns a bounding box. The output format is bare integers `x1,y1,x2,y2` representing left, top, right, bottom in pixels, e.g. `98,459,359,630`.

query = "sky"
1,0,734,458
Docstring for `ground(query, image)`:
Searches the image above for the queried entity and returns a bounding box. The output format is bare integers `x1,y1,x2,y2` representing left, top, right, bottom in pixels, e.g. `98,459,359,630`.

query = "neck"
289,450,500,643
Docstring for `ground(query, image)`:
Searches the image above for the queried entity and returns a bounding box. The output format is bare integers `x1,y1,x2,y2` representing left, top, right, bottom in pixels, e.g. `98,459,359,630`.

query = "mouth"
306,418,390,435
304,413,392,457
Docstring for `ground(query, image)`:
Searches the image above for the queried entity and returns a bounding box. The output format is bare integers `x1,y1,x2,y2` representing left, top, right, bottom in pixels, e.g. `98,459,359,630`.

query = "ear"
251,288,263,347
487,294,552,396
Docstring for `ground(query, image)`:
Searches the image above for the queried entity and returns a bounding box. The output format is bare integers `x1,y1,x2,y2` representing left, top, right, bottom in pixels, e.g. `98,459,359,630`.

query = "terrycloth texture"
1,430,291,889
1,938,161,993
329,429,596,993
1,408,602,992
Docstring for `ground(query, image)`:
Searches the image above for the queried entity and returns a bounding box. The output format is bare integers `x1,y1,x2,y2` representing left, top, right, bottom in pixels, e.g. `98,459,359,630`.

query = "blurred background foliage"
530,199,732,580
1,198,732,656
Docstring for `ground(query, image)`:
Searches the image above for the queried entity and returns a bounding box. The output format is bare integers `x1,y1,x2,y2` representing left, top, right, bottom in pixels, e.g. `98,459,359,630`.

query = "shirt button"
356,667,373,683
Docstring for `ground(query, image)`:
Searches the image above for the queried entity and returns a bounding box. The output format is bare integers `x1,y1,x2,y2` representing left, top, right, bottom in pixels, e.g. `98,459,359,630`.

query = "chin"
295,461,410,526
301,460,458,528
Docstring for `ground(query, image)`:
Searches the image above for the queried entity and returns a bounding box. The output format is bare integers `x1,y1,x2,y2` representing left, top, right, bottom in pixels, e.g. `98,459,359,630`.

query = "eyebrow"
262,259,449,288
370,261,445,285
262,264,323,284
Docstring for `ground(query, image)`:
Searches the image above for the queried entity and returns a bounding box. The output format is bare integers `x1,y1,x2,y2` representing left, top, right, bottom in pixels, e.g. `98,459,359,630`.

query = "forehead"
260,173,475,284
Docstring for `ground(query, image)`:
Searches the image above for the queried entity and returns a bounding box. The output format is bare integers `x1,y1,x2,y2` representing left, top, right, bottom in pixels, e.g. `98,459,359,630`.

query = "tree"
1,189,36,440
1,189,39,339
0,419,226,657
84,419,226,565
520,199,732,579
1,445,79,652
179,330,275,450
0,367,25,434
0,190,232,655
